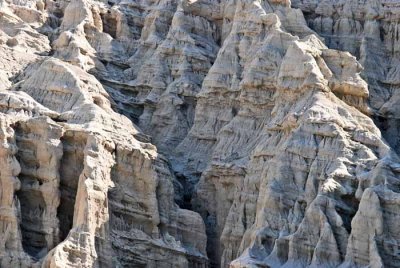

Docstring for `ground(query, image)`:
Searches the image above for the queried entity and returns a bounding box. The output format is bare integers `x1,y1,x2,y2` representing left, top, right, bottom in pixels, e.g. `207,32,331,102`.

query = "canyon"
1,0,400,267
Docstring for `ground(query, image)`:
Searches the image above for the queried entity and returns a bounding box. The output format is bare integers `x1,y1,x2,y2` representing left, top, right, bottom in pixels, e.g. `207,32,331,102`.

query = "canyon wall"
1,0,400,267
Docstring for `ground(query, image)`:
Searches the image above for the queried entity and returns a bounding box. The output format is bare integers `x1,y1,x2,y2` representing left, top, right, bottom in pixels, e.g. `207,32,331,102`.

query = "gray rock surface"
1,0,400,268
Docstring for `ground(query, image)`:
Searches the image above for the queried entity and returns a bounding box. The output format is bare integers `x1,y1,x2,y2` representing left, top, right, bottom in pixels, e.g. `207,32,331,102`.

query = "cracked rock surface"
1,0,400,268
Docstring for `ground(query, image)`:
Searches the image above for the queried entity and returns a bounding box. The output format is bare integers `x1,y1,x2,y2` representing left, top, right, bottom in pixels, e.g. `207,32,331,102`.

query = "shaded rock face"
1,0,400,268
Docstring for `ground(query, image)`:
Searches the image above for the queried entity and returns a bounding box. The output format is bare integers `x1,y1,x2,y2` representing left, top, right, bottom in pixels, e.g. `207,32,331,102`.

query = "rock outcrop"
292,0,400,155
1,0,400,268
0,12,208,265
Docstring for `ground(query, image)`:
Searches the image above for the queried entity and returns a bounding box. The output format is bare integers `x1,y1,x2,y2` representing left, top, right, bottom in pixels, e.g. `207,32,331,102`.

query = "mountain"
1,0,400,267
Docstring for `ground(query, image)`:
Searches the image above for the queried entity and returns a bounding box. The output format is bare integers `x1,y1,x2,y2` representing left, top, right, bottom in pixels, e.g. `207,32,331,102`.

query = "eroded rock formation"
1,0,400,267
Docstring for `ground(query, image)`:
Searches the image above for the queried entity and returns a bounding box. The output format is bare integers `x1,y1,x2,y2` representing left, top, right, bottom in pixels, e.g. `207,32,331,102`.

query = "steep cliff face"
1,0,400,268
292,0,400,154
0,3,208,265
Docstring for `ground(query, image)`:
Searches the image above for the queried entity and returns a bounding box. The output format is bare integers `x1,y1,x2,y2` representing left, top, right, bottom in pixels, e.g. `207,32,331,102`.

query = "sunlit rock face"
1,0,400,267
292,0,400,154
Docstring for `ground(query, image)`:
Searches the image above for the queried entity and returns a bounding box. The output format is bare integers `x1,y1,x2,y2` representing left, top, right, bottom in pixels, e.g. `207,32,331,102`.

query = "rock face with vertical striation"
1,0,400,267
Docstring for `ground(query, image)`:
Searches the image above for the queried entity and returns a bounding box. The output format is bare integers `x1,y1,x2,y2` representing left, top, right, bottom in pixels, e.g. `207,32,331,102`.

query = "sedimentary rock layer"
1,0,400,268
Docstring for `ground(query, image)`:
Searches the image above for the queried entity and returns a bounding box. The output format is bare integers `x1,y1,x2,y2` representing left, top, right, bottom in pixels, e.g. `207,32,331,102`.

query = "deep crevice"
16,183,47,259
57,133,85,242
101,12,118,39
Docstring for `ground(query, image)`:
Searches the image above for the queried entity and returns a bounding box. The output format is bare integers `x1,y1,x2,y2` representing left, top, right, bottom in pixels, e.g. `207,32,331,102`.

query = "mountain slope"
0,0,400,268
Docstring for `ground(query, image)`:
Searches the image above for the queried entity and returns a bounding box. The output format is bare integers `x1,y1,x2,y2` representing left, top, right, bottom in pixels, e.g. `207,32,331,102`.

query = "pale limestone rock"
0,0,209,262
2,0,400,268
292,0,400,155
171,1,400,268
15,117,64,260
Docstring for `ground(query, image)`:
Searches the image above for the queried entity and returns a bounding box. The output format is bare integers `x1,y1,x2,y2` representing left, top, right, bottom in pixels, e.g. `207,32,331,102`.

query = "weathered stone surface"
2,0,400,267
292,0,400,156
0,3,208,263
